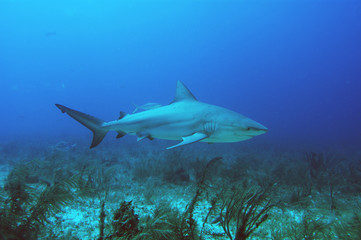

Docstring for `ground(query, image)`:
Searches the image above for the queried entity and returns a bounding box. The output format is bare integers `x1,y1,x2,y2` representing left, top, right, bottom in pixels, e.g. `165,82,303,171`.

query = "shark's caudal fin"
55,104,109,148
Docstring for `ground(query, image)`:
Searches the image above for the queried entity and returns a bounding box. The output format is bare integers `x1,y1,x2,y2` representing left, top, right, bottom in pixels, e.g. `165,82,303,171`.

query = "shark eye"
246,127,251,131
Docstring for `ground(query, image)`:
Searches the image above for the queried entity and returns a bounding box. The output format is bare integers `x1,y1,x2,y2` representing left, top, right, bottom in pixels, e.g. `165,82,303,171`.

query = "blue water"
1,0,360,149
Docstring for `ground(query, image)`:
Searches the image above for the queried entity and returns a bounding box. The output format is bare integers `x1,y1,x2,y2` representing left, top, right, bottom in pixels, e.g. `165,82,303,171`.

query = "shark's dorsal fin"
171,81,197,103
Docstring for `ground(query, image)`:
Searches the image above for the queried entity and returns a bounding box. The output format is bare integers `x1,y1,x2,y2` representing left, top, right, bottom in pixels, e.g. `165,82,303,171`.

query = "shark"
55,81,268,149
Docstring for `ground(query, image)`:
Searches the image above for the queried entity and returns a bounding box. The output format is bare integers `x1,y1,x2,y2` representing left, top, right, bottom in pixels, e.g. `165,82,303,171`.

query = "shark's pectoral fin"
166,132,208,150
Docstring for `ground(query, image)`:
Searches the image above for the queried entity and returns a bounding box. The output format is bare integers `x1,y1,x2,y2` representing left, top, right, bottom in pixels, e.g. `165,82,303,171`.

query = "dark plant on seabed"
77,162,117,199
306,152,345,212
287,212,331,240
106,201,141,239
220,186,275,240
334,200,361,239
0,165,76,240
347,157,361,192
98,201,106,240
98,156,222,240
134,203,184,240
180,156,223,240
305,152,343,190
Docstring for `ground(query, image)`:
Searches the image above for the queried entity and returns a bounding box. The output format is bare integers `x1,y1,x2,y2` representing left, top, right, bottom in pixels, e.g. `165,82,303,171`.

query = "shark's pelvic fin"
136,132,153,141
171,81,197,103
116,131,126,139
166,132,208,150
55,104,110,148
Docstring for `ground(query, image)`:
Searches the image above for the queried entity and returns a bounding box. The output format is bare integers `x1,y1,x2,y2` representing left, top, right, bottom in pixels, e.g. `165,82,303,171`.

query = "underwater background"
1,0,361,239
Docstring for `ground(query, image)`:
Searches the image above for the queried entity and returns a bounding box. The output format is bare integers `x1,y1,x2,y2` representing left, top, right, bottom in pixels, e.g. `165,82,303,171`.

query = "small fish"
132,103,162,113
52,141,77,151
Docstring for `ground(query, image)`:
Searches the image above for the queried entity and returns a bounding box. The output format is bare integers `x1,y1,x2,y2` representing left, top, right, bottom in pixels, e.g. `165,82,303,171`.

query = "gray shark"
55,81,267,149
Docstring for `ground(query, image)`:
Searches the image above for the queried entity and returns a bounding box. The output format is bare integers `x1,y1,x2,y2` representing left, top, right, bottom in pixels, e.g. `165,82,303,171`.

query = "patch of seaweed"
2,141,361,239
0,167,76,240
219,185,275,240
135,202,184,240
106,200,140,239
286,212,331,239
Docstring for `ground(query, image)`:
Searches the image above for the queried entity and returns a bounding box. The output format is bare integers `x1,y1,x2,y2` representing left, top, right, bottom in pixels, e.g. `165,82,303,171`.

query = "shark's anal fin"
118,111,127,120
166,132,208,150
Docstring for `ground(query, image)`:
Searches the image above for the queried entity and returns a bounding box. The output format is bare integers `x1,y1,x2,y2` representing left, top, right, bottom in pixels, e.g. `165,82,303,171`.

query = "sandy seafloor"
0,137,360,240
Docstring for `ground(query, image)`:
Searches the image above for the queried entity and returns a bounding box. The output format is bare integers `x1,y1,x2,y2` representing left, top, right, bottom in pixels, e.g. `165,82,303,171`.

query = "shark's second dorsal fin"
171,81,197,103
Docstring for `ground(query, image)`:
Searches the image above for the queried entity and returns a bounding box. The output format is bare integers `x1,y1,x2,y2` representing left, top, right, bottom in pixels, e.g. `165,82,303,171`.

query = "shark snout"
252,122,268,132
241,119,268,136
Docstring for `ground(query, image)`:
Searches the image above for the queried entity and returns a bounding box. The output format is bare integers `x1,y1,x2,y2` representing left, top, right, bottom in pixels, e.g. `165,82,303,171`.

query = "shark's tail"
55,104,109,148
